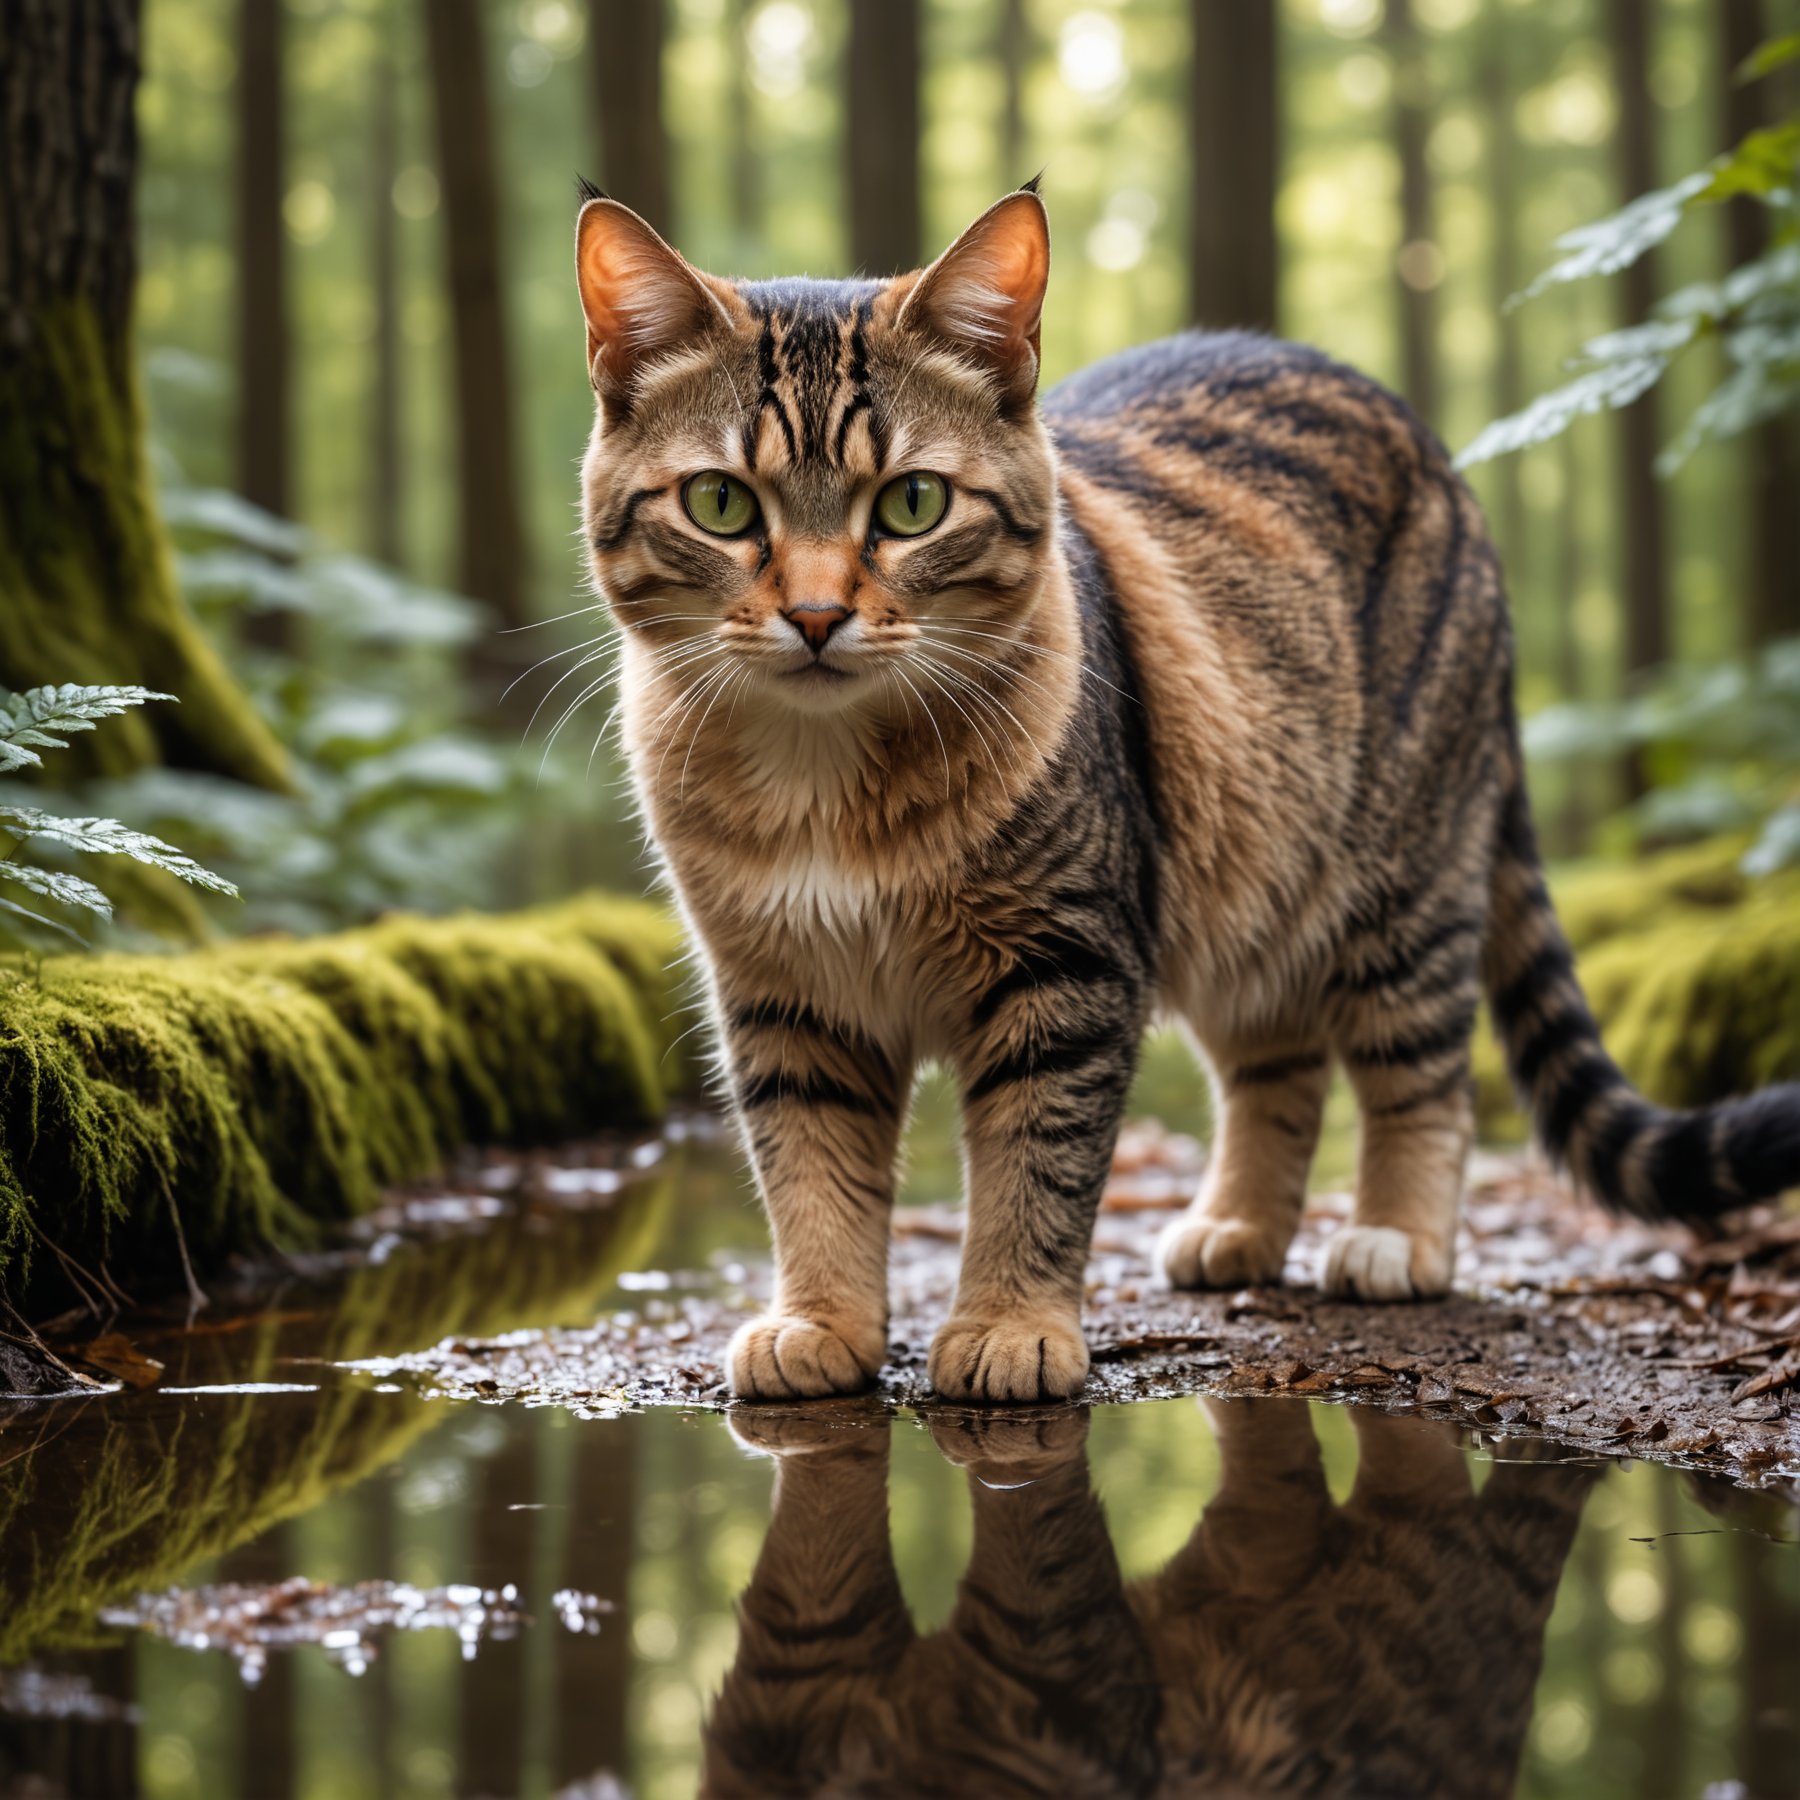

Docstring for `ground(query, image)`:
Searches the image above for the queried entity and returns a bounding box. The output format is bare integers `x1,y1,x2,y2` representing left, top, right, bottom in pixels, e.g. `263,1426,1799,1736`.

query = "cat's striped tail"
1482,765,1800,1222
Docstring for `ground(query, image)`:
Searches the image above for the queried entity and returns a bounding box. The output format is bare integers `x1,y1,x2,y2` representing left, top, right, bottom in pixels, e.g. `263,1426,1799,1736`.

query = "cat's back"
1045,329,1436,584
1044,331,1507,834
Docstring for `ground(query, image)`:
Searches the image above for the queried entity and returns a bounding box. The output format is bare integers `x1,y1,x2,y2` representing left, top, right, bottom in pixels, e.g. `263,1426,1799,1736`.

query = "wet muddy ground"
366,1124,1800,1490
3,1108,1798,1797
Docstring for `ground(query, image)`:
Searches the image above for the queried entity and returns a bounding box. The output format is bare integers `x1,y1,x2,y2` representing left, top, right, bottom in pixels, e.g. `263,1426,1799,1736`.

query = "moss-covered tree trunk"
0,0,291,790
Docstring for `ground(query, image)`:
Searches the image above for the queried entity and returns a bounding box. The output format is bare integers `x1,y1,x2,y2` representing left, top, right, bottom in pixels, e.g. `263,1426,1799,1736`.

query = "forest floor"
355,1121,1800,1494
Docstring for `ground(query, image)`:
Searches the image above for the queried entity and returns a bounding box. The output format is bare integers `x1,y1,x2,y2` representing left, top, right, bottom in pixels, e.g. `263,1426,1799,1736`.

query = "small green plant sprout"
0,685,240,948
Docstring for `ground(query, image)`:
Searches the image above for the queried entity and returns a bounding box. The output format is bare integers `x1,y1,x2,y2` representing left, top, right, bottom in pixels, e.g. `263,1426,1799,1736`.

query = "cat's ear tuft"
897,191,1050,406
575,197,732,408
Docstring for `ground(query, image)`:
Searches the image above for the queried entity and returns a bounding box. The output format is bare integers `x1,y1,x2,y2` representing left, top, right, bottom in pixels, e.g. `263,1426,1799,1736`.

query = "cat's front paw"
928,1314,1089,1404
1320,1225,1452,1301
727,1313,884,1400
1155,1212,1290,1289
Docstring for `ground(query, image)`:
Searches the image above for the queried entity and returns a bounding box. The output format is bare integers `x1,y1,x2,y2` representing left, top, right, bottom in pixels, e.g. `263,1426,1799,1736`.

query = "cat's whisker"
654,660,736,792
532,663,613,761
498,601,606,633
908,658,1005,782
915,654,1029,768
537,674,615,783
502,633,613,705
539,638,719,777
920,620,1134,702
521,647,614,743
887,663,952,800
680,664,743,801
913,634,1062,708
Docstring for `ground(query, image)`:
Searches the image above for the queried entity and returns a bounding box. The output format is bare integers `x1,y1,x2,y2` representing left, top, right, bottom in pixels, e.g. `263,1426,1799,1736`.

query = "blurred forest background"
4,0,1798,939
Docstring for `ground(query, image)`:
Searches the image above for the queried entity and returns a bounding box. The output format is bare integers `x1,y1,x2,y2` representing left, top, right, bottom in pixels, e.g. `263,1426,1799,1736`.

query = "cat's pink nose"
782,602,849,652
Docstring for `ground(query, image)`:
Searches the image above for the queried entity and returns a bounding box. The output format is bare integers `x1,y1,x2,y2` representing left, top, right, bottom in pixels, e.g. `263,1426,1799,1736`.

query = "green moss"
1474,840,1800,1132
0,895,692,1308
0,300,294,791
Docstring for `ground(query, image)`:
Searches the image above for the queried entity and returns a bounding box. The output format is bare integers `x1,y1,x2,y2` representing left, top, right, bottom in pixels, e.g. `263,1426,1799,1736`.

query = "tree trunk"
368,12,403,568
728,0,757,254
727,0,756,261
0,0,291,790
999,0,1028,187
1608,0,1670,794
1387,0,1438,423
848,0,921,275
592,0,670,238
1481,39,1524,563
1720,0,1799,647
423,0,529,637
1187,0,1279,331
234,0,289,522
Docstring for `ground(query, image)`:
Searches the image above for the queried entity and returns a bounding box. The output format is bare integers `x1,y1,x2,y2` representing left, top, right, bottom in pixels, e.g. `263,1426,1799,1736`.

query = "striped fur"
703,1404,1597,1797
574,190,1800,1403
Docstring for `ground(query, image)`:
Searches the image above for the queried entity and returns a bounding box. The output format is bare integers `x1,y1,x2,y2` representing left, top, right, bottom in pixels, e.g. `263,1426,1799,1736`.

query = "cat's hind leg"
1325,922,1480,1300
1155,1029,1330,1290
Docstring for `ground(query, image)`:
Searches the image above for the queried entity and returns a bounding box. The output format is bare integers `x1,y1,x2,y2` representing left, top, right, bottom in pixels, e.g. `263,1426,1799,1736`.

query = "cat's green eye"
874,471,948,538
683,471,759,537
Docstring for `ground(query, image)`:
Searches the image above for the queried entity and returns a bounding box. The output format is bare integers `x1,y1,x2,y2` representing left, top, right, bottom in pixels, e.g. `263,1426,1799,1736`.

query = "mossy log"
1474,839,1800,1133
0,896,693,1309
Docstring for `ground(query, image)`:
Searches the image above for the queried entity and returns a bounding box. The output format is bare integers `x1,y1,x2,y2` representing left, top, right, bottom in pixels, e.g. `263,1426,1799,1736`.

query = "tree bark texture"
368,15,403,568
848,0,922,276
1720,0,1799,648
1387,0,1438,424
1481,37,1524,564
1608,0,1671,752
423,0,529,631
999,0,1028,188
0,0,291,790
1187,0,1279,332
728,0,757,252
234,0,290,523
592,0,671,238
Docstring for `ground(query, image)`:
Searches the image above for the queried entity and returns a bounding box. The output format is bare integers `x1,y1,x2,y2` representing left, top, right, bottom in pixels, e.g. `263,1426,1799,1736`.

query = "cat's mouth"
780,662,854,686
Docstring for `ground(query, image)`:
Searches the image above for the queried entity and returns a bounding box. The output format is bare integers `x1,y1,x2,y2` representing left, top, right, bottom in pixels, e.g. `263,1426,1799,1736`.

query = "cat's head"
576,189,1055,718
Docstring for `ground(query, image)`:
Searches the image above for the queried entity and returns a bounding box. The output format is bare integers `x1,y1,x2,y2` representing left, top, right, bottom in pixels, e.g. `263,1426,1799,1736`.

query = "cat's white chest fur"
748,855,886,939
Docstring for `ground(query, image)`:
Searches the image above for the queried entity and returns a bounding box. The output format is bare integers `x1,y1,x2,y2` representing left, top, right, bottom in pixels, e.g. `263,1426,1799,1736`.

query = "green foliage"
1459,44,1800,473
0,891,692,1308
82,472,538,934
0,683,175,774
1522,636,1800,871
0,684,239,950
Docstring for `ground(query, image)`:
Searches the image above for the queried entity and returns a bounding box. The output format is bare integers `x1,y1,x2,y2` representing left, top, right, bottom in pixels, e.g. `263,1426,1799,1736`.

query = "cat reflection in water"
701,1402,1596,1799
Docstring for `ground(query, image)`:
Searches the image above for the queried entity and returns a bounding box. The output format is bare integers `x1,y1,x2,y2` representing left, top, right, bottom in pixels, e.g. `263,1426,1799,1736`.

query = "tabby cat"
702,1403,1597,1798
574,183,1800,1404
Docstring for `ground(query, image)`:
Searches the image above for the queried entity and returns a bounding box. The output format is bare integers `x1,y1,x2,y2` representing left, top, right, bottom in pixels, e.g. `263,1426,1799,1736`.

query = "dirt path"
363,1129,1800,1492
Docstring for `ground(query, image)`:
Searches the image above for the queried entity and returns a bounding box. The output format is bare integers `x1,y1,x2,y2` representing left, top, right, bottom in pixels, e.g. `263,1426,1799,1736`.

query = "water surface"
2,1128,1795,1799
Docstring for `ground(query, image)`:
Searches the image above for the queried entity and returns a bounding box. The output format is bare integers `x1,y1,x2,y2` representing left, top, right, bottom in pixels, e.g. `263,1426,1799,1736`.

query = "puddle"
2,1125,1797,1798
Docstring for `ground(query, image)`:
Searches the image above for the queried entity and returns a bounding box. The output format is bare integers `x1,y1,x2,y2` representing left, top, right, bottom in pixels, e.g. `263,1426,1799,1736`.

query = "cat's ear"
897,190,1050,406
575,196,733,407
